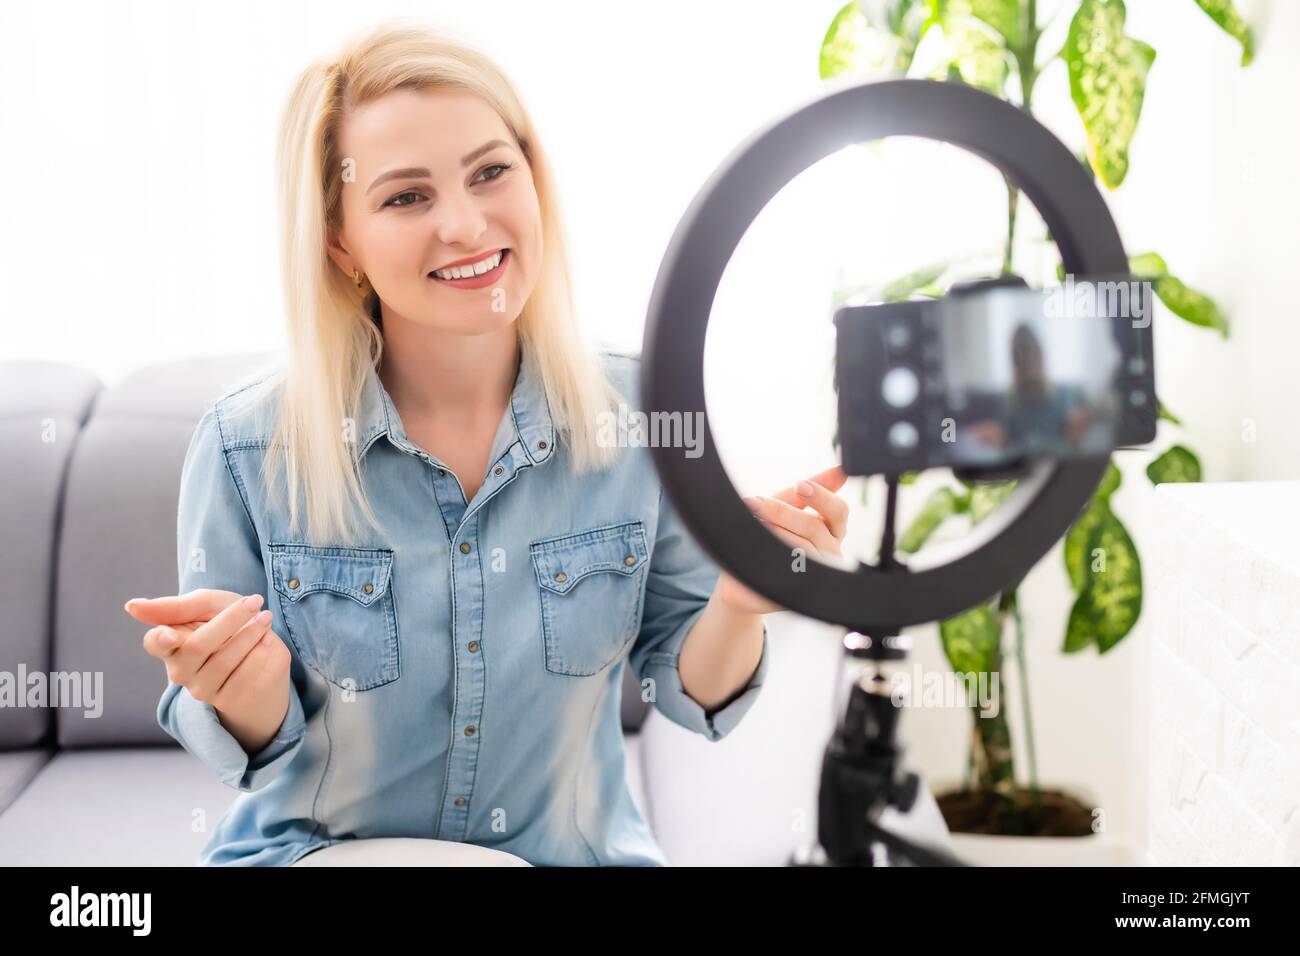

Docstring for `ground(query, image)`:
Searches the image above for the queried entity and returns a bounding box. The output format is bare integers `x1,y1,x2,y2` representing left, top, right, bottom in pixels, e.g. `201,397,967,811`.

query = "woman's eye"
477,162,512,183
384,190,424,209
382,164,511,209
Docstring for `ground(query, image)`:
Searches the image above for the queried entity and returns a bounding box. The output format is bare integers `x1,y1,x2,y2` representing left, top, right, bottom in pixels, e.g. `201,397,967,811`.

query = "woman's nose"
434,189,487,246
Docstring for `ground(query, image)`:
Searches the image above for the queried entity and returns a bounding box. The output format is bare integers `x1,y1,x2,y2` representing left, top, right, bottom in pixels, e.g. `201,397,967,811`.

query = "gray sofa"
0,356,954,865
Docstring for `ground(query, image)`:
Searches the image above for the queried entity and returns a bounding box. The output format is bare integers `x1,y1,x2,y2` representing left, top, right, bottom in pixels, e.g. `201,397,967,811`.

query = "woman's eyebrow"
365,139,512,195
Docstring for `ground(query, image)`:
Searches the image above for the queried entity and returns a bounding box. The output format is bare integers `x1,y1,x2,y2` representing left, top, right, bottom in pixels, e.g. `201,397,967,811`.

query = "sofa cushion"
0,747,239,865
0,738,651,865
0,361,101,749
0,748,52,815
53,355,277,747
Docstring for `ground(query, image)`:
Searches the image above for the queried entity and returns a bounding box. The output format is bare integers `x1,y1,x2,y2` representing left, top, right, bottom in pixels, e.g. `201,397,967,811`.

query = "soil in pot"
936,787,1096,836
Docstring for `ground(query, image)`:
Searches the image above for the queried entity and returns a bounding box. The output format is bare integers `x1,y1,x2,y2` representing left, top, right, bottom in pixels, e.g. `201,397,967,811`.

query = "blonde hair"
230,19,624,547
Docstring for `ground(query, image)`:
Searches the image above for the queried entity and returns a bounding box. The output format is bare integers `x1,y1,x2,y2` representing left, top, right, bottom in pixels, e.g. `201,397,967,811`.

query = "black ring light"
642,78,1127,632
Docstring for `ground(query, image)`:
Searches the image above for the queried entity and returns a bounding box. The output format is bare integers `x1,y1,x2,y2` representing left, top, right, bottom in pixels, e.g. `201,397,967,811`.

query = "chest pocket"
269,543,400,691
529,520,650,677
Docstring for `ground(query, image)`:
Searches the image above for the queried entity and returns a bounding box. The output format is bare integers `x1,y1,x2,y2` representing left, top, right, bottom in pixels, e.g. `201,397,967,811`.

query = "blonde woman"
124,20,848,866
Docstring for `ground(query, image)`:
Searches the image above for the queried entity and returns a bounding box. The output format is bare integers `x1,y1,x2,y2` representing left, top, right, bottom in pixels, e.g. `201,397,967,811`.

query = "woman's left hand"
712,465,850,616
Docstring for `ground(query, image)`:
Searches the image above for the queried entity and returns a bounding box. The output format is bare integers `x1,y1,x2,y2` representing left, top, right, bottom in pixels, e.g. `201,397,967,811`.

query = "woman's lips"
429,249,510,290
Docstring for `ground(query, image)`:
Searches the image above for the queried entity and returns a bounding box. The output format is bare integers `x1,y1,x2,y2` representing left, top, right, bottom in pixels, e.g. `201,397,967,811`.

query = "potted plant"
819,0,1254,863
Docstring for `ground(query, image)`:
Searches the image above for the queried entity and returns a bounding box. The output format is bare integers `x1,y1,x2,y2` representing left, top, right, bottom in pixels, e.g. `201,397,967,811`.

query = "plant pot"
936,785,1147,865
949,831,1146,866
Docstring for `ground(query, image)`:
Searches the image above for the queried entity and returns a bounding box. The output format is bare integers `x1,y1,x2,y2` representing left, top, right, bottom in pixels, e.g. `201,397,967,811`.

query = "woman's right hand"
127,590,292,756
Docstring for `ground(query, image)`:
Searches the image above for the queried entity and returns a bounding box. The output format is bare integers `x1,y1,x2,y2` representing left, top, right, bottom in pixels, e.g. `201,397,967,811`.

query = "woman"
124,20,847,866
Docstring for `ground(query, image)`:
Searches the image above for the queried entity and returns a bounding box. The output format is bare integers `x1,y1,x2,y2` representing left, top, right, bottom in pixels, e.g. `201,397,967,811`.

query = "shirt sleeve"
628,484,770,742
156,404,308,792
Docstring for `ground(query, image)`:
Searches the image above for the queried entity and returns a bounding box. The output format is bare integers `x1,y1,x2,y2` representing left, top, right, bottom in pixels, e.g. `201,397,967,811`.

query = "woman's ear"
325,228,355,278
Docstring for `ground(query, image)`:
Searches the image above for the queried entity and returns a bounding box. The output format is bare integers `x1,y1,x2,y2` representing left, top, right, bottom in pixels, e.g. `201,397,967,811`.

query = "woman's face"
328,87,542,334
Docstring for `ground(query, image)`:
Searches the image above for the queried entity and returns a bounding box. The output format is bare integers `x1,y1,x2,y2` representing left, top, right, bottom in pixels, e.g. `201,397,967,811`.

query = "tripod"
790,475,967,867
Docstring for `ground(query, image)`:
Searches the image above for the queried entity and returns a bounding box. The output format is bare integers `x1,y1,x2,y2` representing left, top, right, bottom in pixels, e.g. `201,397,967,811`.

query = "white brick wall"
1146,482,1300,865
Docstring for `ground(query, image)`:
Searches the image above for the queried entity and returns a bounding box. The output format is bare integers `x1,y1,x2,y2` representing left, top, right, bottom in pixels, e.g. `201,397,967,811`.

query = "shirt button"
537,440,547,450
468,641,479,653
460,542,472,554
554,571,567,583
465,724,476,736
453,797,466,806
363,582,373,594
436,468,446,477
288,578,299,589
624,555,636,566
494,465,504,476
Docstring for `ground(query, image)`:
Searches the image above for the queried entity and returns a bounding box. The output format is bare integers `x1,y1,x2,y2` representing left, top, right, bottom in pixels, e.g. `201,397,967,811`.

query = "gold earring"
353,268,366,290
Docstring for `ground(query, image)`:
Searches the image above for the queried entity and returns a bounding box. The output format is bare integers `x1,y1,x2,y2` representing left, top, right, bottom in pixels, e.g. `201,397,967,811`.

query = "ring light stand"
640,79,1132,866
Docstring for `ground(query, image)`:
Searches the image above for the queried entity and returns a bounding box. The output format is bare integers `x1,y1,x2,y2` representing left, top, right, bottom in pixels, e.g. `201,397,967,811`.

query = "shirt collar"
354,340,556,469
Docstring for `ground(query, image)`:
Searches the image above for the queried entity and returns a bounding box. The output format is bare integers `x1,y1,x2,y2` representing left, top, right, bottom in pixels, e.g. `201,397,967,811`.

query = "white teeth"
433,250,503,280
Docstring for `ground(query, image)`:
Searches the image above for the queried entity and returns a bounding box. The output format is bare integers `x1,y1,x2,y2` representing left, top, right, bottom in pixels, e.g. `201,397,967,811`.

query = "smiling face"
327,86,543,334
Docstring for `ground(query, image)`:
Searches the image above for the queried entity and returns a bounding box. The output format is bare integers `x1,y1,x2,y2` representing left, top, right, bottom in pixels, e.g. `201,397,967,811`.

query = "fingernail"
256,609,272,625
243,594,264,612
797,480,814,497
742,495,762,510
123,598,144,611
157,630,175,649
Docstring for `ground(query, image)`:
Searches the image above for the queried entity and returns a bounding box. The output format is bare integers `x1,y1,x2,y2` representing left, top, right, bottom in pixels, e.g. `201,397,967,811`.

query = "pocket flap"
530,520,649,595
269,544,394,606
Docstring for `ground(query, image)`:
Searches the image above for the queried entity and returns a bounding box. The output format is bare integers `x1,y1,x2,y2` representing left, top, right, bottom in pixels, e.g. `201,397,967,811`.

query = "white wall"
1145,482,1300,865
2,0,1295,855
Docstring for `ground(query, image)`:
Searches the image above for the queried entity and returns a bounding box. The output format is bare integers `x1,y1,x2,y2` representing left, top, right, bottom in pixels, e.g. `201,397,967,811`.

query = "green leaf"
939,601,1003,675
1194,0,1254,66
820,2,871,79
882,261,950,301
1129,251,1230,337
967,0,1022,48
1097,458,1123,500
1063,461,1122,591
1157,399,1182,426
934,0,1023,48
929,1,1012,94
969,479,1018,523
1065,0,1156,189
1065,504,1106,593
899,486,965,553
1154,274,1229,338
819,0,930,80
830,258,951,310
949,22,1011,94
1063,593,1098,652
1073,508,1143,653
1146,444,1202,484
1127,251,1168,277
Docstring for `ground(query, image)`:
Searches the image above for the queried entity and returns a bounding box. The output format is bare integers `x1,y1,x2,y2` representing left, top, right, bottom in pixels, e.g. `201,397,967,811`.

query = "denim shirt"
157,343,769,866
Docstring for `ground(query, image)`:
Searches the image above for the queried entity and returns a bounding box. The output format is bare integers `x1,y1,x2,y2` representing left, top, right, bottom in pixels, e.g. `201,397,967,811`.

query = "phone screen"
938,287,1123,465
